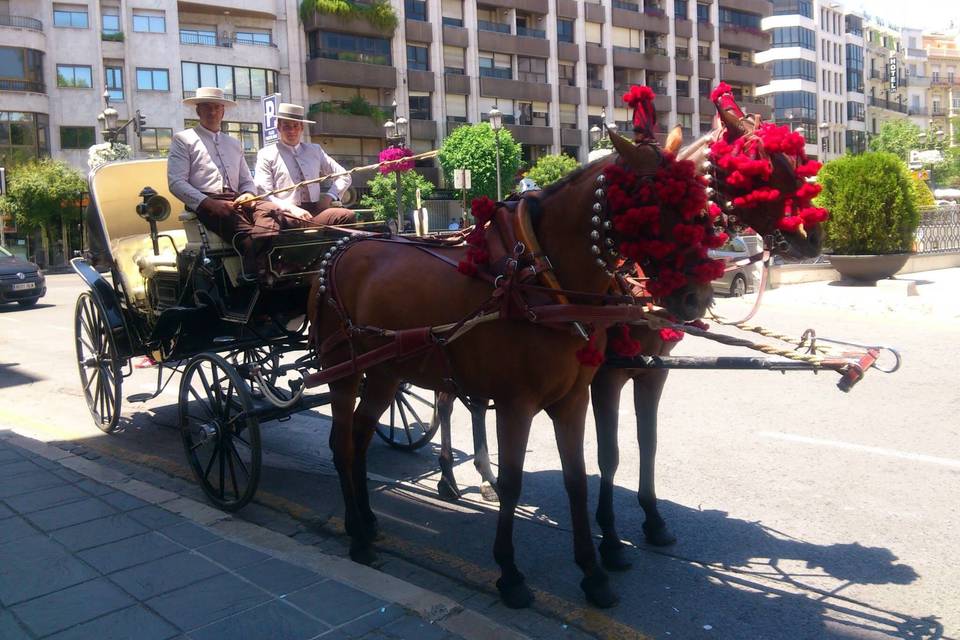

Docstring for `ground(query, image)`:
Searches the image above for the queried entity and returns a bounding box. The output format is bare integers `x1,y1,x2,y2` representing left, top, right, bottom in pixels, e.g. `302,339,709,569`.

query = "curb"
0,429,530,640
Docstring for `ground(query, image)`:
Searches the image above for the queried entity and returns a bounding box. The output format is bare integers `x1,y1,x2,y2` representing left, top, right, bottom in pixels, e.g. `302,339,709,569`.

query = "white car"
707,234,764,297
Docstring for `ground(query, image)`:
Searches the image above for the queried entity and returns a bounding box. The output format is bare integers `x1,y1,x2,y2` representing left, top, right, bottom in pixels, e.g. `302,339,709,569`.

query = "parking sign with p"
263,94,280,145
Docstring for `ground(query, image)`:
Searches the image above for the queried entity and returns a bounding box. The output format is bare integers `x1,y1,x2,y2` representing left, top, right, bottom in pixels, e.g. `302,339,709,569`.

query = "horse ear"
609,128,645,165
664,125,683,155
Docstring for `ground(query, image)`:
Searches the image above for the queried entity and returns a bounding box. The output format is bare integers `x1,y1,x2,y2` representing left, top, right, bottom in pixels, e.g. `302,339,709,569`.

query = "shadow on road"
0,362,41,389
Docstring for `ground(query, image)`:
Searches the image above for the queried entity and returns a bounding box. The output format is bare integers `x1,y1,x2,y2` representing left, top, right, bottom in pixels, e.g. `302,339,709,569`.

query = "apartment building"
754,0,866,160
923,28,960,144
1,0,774,186
902,27,930,129
862,15,907,139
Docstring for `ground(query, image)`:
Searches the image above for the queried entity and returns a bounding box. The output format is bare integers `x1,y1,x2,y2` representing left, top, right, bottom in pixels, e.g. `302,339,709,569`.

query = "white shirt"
254,141,351,210
167,126,256,211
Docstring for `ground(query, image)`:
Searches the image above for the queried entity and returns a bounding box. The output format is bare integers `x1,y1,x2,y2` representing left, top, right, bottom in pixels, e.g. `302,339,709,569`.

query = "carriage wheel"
229,346,281,389
374,383,440,451
179,353,261,511
74,292,123,433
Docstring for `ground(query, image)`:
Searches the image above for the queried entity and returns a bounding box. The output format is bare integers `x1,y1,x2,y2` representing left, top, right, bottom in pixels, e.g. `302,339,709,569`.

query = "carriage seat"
110,230,188,310
178,211,242,285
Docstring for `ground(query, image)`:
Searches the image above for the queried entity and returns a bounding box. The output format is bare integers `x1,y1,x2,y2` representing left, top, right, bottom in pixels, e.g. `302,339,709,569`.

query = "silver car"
707,234,764,297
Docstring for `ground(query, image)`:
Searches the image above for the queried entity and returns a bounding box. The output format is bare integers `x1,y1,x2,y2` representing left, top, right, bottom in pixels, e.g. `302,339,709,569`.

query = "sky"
849,0,959,31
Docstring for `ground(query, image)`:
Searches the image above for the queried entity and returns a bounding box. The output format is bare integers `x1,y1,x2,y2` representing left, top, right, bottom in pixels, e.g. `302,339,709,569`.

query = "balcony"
178,0,277,19
504,124,553,145
516,25,546,39
740,99,771,119
868,96,908,114
478,20,511,34
612,6,669,33
0,79,45,93
717,0,772,17
309,112,386,138
718,24,768,52
0,15,43,31
908,107,928,116
306,55,396,89
477,29,550,56
699,60,716,78
612,0,639,10
587,88,608,106
444,73,470,94
905,74,931,88
442,24,468,47
480,75,550,101
719,58,770,85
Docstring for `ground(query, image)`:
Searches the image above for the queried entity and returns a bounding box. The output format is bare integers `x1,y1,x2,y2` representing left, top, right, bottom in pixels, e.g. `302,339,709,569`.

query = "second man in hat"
254,103,356,226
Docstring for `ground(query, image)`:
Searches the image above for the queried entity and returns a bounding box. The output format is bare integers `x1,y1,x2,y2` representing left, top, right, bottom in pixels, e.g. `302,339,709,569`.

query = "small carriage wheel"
179,353,261,511
374,383,440,451
228,347,281,388
74,292,123,433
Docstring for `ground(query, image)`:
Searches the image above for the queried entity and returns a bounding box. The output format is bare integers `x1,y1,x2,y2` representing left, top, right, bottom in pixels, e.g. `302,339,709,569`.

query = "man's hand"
233,193,257,207
315,194,334,212
198,197,239,221
287,205,312,220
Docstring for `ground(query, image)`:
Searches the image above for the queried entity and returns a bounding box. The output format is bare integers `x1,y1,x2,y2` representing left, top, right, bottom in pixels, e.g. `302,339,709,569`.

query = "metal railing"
477,20,510,33
868,96,908,113
613,0,640,10
916,205,960,254
0,15,42,31
0,79,45,92
312,50,390,65
517,25,546,38
479,67,512,79
180,32,217,46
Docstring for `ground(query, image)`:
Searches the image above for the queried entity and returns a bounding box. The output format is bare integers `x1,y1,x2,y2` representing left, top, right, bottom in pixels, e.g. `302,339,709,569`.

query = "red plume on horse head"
622,85,657,143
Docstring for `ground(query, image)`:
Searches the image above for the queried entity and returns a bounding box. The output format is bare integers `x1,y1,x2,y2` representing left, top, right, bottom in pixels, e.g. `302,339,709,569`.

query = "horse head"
679,83,828,258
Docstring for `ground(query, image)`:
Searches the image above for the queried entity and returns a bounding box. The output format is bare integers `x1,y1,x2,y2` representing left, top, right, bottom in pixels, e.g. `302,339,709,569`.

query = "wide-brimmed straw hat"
276,103,315,124
182,87,237,107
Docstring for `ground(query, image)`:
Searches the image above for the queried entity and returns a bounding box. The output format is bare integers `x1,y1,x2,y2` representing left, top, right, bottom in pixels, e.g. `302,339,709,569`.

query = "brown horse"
309,119,721,608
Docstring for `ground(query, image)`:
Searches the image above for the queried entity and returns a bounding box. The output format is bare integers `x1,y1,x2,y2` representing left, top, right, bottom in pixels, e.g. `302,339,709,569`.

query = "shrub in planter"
815,152,919,255
910,173,936,208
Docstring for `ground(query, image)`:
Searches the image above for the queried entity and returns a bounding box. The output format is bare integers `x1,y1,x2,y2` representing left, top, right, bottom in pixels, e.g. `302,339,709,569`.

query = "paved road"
1,273,958,639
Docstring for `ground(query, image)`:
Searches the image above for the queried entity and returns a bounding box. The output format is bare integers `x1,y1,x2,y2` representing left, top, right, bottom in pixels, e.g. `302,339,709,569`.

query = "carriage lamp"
489,107,503,201
590,124,602,146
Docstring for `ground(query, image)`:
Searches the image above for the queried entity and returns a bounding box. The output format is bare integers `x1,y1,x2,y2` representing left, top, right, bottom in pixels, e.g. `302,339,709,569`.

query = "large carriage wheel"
179,353,261,511
374,383,440,451
74,292,123,433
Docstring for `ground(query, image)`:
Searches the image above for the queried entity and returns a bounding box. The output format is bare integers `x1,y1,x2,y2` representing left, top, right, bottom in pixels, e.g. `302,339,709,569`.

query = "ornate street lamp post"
489,106,503,201
383,100,409,232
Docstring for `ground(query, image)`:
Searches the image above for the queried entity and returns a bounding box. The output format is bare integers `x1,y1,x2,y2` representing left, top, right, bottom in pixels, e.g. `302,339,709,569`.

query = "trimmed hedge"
815,152,920,255
299,0,398,32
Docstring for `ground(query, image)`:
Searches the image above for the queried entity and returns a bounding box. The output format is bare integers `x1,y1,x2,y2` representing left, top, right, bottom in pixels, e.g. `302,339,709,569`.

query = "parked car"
0,246,46,307
707,234,763,297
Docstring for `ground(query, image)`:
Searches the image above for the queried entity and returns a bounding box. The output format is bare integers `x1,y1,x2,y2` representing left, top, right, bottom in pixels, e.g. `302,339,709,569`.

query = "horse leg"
548,389,617,608
328,374,374,563
353,375,400,544
591,368,631,571
634,369,676,546
492,403,535,609
436,391,462,501
471,398,499,502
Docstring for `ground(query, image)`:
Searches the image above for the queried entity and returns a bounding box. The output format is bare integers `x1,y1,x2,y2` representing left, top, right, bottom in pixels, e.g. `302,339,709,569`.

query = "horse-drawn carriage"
72,158,439,511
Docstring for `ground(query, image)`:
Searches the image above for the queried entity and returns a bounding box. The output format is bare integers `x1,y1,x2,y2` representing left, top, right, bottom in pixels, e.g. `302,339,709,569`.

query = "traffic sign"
262,94,280,145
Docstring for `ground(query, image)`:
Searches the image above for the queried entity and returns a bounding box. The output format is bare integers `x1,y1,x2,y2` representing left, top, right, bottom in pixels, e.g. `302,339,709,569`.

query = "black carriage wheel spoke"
226,441,239,500
403,389,434,407
398,395,427,435
189,437,209,453
188,386,218,422
101,369,115,414
395,399,413,445
93,375,104,420
387,403,397,442
78,334,96,355
195,367,219,417
218,440,226,500
83,365,98,393
228,441,249,477
233,432,251,448
202,439,221,481
80,301,97,348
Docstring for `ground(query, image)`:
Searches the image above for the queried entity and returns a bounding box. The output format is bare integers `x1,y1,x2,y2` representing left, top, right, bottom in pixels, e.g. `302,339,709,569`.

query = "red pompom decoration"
610,323,643,357
576,333,605,367
659,327,686,342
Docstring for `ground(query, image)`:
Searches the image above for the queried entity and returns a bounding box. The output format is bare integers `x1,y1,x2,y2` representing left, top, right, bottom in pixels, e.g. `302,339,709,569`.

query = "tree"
438,123,521,202
932,146,960,189
525,153,579,189
359,170,435,222
815,152,919,255
909,172,935,208
0,159,85,265
868,119,921,160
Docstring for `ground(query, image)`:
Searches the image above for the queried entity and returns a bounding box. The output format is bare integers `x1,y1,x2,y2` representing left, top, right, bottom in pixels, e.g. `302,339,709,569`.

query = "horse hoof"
496,577,534,609
349,543,379,566
598,542,632,572
480,481,499,503
437,477,462,502
643,522,677,547
581,573,618,609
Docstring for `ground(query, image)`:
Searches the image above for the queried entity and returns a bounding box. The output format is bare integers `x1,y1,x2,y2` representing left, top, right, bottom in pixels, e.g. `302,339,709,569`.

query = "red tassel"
576,333,605,367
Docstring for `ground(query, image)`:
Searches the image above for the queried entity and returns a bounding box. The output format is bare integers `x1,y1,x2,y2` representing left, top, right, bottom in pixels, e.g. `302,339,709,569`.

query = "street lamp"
819,121,830,157
589,124,602,146
489,106,503,201
383,100,409,232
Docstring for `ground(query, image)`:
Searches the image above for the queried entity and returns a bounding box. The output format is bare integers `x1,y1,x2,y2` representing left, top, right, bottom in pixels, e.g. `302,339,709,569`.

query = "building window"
409,95,431,120
53,4,89,28
102,6,120,34
310,32,392,65
719,9,761,31
180,27,216,46
60,126,95,149
133,10,165,33
772,0,812,18
139,127,173,152
560,103,577,128
56,64,93,88
772,59,816,82
443,46,465,74
675,0,688,18
105,66,123,100
136,68,169,91
405,0,427,21
181,63,278,100
586,63,602,89
771,26,815,50
557,19,574,43
696,3,710,23
235,31,272,46
559,62,576,86
479,52,511,79
699,78,711,95
845,130,866,154
407,45,429,71
517,56,547,84
773,90,816,142
0,111,50,168
675,78,691,97
0,47,45,93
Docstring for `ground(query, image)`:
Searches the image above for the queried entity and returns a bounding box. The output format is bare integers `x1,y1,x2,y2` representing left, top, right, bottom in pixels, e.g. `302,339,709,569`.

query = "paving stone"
98,490,150,512
2,484,89,514
0,459,43,479
0,447,26,463
109,551,224,600
0,516,36,545
0,610,31,639
159,521,218,548
189,599,329,640
128,505,184,529
195,539,270,570
52,468,85,483
0,552,99,606
285,580,387,626
78,532,184,574
235,557,326,597
0,502,12,519
23,496,117,532
147,572,274,631
0,535,70,569
75,478,114,496
28,456,61,470
51,513,149,551
0,470,65,498
45,605,180,640
335,604,407,639
380,614,456,640
11,578,135,638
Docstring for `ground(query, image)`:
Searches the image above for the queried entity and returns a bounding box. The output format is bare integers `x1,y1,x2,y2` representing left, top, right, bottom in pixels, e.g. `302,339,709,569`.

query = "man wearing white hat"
167,86,287,281
254,103,355,226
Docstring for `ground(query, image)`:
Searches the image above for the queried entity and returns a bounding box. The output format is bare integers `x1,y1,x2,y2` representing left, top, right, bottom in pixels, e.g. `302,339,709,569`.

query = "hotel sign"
888,55,898,91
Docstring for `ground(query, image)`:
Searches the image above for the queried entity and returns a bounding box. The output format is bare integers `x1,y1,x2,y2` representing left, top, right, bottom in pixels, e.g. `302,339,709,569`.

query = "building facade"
923,28,960,145
862,15,907,141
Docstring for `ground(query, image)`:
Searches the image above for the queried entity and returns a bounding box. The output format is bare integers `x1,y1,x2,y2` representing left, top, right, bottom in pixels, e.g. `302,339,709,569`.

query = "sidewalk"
0,432,527,640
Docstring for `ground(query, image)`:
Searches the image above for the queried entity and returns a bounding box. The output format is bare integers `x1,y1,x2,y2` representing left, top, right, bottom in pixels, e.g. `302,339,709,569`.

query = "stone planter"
828,253,912,283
